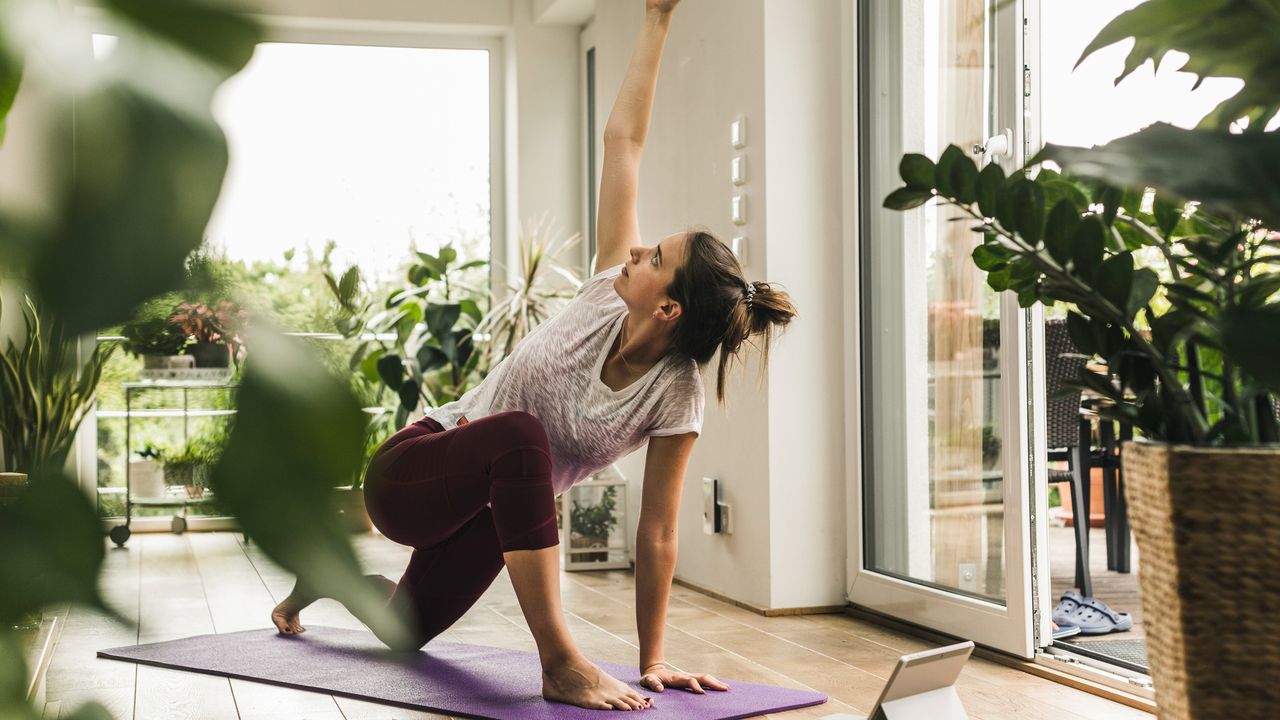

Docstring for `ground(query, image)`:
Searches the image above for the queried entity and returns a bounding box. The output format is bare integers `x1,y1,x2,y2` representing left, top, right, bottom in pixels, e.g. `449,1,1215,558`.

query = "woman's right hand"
646,0,681,14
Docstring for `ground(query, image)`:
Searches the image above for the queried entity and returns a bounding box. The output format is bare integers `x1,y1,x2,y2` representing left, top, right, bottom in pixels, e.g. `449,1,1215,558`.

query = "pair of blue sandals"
1051,590,1133,639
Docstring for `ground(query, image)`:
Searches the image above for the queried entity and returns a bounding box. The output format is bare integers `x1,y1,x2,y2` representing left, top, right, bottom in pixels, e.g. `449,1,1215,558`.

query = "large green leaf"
899,153,936,189
209,329,413,649
1043,200,1081,265
0,471,127,627
102,0,260,74
1013,179,1047,246
29,87,228,333
1040,124,1280,226
1221,306,1280,392
883,186,933,210
1071,216,1107,282
0,51,21,145
1096,252,1136,318
976,163,1005,218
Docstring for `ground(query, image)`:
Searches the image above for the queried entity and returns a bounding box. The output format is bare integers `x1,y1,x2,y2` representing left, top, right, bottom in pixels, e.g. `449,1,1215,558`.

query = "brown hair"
666,227,798,403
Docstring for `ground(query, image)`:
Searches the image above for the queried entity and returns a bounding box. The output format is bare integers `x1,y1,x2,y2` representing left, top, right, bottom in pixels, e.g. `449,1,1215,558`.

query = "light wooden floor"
40,530,1151,720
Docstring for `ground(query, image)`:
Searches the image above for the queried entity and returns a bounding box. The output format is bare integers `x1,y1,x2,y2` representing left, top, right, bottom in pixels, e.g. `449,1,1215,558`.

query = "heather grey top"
422,262,704,497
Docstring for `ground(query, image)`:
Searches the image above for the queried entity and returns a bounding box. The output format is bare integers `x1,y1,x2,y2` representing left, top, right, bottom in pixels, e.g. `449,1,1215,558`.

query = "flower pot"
570,533,609,562
129,459,165,499
1054,467,1107,527
0,472,28,508
143,354,195,370
186,341,231,368
1123,441,1280,720
333,487,372,533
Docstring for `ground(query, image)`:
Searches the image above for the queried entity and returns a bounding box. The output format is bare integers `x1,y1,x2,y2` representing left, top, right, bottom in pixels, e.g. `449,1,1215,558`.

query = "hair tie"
743,282,755,310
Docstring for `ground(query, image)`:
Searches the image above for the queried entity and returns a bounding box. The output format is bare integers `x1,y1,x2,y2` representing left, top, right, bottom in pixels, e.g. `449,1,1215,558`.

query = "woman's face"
615,232,688,322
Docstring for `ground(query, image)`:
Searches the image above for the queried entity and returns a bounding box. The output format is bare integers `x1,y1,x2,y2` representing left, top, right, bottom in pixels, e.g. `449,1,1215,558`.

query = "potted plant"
162,434,223,499
569,484,620,562
325,244,489,427
120,316,192,371
0,295,114,478
169,300,247,368
883,2,1279,710
129,442,166,499
474,213,584,369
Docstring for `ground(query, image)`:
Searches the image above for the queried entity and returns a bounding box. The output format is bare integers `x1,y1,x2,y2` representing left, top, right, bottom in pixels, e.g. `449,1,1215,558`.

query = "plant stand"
107,380,237,547
559,465,630,571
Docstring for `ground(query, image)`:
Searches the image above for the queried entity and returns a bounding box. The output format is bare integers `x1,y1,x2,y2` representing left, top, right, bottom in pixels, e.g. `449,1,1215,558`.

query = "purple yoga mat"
98,625,828,719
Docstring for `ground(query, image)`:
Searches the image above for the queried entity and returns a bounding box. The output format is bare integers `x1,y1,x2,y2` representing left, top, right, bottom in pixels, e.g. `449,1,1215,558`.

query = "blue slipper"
1052,590,1086,626
1068,596,1133,635
1052,621,1081,640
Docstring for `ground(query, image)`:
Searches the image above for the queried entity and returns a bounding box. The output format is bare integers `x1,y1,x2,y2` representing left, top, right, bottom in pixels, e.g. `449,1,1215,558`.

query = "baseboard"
664,570,845,617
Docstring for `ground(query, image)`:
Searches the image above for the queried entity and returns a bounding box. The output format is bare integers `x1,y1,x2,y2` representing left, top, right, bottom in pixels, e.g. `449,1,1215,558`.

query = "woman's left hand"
639,662,730,694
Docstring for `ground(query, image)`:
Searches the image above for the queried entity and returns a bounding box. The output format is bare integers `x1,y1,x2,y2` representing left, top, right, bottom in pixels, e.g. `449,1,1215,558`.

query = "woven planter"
1123,441,1280,720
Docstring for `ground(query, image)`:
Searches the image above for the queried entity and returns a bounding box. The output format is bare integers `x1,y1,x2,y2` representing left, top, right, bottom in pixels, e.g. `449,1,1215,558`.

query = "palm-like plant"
475,213,585,369
0,295,115,474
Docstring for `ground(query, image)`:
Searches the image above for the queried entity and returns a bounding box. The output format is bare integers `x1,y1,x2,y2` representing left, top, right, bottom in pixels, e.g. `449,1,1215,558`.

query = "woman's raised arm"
594,0,680,276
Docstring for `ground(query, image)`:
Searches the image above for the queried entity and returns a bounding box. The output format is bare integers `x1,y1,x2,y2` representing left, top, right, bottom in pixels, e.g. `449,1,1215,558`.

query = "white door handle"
971,128,1012,163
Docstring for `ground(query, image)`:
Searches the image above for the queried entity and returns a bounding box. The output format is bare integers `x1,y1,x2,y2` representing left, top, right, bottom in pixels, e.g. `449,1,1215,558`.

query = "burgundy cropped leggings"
362,410,560,649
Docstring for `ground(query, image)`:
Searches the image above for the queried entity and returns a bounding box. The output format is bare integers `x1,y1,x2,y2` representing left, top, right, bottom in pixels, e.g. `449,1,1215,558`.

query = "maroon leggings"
362,410,560,649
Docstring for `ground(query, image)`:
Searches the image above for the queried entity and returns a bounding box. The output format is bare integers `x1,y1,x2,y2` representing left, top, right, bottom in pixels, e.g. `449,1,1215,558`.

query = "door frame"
842,0,1047,659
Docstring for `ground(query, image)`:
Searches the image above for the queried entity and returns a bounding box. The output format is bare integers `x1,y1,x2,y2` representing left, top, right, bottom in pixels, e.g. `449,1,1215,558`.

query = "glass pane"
208,42,491,284
860,0,1006,603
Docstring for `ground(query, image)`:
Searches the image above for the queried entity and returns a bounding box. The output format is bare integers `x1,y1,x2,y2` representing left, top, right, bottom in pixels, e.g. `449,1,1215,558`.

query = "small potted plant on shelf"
569,484,620,562
169,300,247,369
120,316,192,372
129,442,166,499
162,435,223,499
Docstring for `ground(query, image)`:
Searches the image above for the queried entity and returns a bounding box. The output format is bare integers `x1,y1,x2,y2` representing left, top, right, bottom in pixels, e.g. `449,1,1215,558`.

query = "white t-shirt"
422,262,705,498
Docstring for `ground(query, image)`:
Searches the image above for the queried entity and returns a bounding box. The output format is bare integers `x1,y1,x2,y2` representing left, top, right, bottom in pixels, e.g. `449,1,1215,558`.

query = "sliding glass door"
852,0,1044,657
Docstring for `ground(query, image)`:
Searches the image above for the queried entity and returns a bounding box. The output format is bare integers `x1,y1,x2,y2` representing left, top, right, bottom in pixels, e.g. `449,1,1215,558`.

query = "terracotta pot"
1055,467,1107,526
333,487,372,533
570,533,609,562
1123,441,1280,720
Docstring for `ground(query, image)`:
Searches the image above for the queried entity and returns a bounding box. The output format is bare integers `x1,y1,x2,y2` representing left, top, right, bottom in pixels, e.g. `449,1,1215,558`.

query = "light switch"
732,194,747,225
731,236,747,260
731,155,746,185
730,116,746,149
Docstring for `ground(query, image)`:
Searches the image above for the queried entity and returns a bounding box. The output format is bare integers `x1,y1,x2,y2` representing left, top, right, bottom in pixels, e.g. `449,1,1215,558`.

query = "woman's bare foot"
542,653,653,711
271,580,317,635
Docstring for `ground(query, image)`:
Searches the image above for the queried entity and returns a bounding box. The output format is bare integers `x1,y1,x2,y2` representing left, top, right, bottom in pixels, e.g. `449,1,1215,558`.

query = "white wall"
595,0,850,610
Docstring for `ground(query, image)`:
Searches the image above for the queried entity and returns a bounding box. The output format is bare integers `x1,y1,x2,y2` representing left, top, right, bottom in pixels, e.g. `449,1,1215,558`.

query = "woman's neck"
614,312,672,370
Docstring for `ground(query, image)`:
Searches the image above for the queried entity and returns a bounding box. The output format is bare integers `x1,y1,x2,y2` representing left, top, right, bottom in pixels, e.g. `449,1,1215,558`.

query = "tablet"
820,640,974,720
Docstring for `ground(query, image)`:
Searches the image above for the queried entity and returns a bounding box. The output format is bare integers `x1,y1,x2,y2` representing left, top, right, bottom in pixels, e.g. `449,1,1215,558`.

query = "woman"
271,0,797,711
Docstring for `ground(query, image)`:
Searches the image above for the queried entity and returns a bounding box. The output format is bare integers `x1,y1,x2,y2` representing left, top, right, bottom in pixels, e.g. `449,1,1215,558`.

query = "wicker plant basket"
1123,441,1280,720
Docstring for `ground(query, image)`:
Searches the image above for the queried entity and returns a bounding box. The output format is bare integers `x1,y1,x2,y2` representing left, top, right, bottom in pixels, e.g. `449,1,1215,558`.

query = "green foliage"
326,244,489,427
473,214,584,371
571,484,619,540
0,296,115,474
885,147,1278,444
119,317,188,357
0,470,129,629
1076,0,1279,132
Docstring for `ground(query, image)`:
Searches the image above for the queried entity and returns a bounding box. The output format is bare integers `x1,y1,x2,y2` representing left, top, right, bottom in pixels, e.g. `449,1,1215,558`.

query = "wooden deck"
1048,525,1144,642
39,530,1151,719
